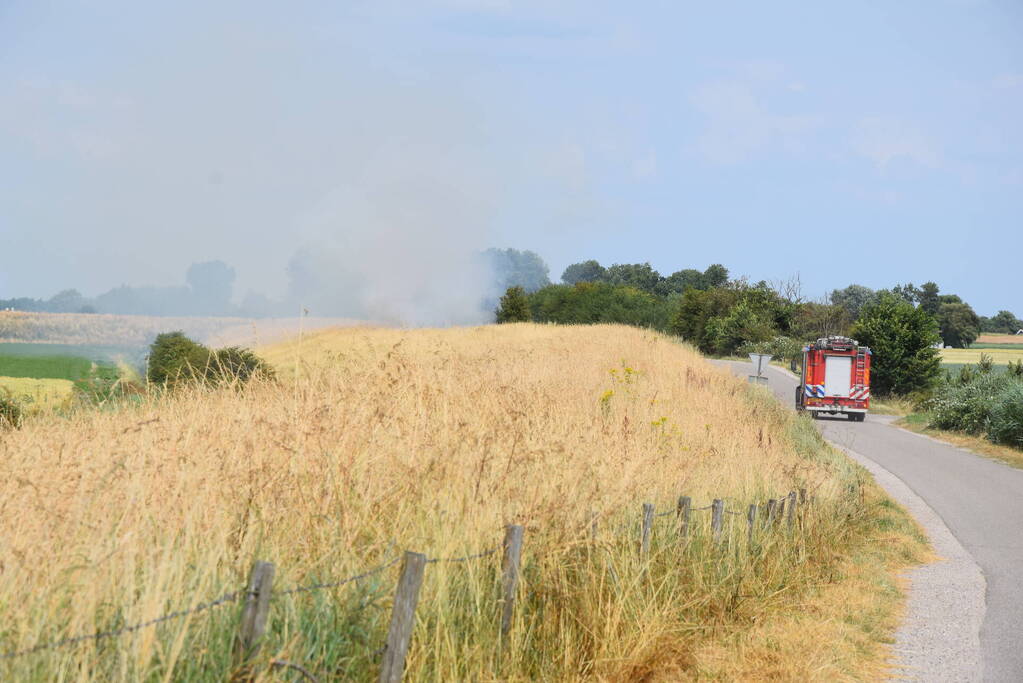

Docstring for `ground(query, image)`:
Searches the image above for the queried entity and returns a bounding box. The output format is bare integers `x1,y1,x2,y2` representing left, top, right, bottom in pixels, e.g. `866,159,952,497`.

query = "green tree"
982,310,1023,334
704,300,775,355
938,302,981,348
791,302,852,342
918,282,940,316
561,260,607,285
605,262,662,293
702,263,729,288
890,282,920,305
851,293,942,395
529,282,671,329
830,284,877,320
656,268,705,296
495,286,531,323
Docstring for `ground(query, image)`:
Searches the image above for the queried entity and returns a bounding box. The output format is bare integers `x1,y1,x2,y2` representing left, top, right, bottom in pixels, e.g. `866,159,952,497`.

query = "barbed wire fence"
0,487,812,682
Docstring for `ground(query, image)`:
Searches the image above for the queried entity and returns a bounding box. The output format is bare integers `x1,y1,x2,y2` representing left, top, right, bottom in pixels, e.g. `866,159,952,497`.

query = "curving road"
716,361,1023,682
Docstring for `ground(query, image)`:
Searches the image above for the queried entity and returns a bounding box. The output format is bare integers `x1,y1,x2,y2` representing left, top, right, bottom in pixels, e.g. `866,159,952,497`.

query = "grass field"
0,341,146,365
939,347,1023,365
0,324,924,680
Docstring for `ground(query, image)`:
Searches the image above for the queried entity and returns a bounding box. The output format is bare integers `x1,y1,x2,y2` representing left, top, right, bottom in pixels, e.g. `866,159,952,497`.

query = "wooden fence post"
500,525,525,644
234,560,275,672
787,491,797,530
766,499,777,525
677,496,691,540
379,551,427,683
746,504,757,548
711,499,724,545
641,503,654,557
799,488,807,505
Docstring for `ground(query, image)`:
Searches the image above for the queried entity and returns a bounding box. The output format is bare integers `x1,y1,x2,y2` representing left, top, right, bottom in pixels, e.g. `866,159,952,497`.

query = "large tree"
851,292,942,395
186,260,236,312
484,248,551,293
938,302,981,348
656,269,704,296
830,284,877,320
918,282,940,316
605,262,662,293
561,260,607,285
495,286,531,323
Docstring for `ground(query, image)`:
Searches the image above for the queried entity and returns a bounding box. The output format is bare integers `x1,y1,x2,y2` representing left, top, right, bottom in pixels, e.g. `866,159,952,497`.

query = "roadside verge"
829,442,985,682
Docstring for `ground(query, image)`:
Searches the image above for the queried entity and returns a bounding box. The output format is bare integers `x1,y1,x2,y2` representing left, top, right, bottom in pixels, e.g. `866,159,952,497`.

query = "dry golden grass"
0,323,924,680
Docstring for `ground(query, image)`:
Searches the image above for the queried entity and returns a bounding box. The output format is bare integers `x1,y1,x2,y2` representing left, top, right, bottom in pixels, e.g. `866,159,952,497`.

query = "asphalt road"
717,361,1023,682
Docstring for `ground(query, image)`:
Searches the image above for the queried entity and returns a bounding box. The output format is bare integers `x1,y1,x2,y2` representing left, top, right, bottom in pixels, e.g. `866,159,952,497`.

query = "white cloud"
850,117,940,169
689,77,815,165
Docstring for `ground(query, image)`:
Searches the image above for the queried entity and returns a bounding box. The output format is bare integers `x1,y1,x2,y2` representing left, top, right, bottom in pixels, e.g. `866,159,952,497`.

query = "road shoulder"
829,442,986,682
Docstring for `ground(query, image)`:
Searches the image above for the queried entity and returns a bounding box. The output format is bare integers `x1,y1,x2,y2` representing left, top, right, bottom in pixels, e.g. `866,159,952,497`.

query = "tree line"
497,258,1019,397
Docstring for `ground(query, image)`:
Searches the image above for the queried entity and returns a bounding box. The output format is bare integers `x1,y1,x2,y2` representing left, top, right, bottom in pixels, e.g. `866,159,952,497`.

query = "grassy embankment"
0,324,925,680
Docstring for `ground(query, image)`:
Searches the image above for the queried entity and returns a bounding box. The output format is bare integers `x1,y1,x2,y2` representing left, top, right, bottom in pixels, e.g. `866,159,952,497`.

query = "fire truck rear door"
824,355,852,397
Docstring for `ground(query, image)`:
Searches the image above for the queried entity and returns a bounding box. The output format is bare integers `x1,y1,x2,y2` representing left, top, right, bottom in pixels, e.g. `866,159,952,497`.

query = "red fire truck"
795,336,871,421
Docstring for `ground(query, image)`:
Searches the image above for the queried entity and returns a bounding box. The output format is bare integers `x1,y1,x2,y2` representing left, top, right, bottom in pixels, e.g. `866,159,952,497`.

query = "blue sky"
1,1,1021,317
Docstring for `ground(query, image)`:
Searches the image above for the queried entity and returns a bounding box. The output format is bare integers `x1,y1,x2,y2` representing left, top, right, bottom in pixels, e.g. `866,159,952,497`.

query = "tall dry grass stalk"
0,324,921,680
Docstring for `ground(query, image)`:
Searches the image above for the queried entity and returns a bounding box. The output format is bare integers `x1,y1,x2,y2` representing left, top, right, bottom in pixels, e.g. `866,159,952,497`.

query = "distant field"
0,345,127,411
976,333,1023,344
0,341,145,364
0,353,95,381
0,377,75,411
939,347,1023,365
0,311,358,347
970,342,1023,350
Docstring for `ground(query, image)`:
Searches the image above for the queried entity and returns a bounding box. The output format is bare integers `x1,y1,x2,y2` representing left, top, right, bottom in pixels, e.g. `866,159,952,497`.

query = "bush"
1008,359,1023,379
927,373,1007,434
147,332,212,388
738,336,803,364
147,332,272,389
988,382,1023,448
0,391,22,430
209,347,275,384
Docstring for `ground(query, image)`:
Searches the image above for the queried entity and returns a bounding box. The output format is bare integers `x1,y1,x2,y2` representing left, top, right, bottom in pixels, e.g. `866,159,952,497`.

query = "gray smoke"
1,3,507,326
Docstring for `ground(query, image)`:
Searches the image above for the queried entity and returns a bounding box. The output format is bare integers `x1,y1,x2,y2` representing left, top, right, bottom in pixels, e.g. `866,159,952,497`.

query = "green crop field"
0,345,131,411
968,342,1023,350
0,353,95,381
0,342,145,365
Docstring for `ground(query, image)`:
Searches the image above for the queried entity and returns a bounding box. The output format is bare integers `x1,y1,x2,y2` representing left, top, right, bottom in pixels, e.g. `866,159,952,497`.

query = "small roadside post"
748,353,772,385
